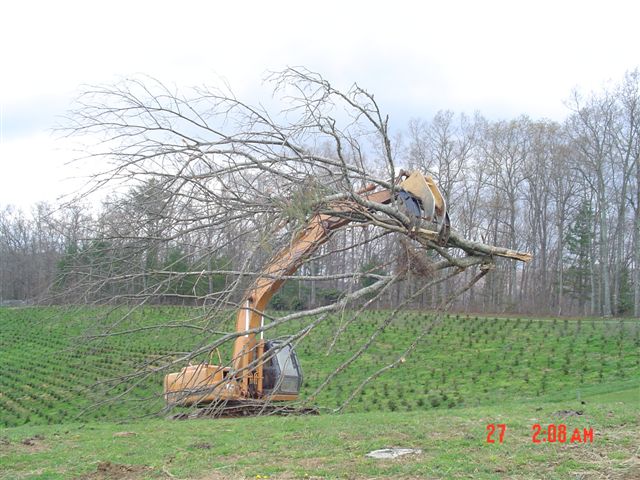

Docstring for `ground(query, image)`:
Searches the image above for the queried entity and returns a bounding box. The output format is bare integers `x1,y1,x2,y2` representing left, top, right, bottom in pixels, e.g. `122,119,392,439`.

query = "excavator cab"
261,340,303,397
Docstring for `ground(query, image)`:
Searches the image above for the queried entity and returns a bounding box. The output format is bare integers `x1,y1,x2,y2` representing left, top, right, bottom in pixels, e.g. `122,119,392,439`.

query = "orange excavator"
163,171,450,413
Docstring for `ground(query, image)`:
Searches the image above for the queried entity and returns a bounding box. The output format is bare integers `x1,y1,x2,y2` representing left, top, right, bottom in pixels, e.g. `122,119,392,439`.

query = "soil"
77,461,152,480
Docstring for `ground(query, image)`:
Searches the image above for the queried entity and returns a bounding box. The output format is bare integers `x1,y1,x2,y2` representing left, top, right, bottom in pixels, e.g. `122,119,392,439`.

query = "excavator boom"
163,171,529,412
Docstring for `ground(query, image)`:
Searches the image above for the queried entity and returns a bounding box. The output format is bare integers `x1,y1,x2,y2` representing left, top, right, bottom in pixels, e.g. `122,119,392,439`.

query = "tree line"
1,69,637,317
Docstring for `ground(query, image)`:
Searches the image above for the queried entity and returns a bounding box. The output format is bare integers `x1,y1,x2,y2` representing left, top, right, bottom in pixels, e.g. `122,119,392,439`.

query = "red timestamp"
486,423,594,444
486,423,507,443
531,424,594,444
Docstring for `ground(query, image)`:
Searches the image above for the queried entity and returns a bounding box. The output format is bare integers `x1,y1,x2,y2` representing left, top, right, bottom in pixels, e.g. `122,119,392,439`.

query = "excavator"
163,171,529,416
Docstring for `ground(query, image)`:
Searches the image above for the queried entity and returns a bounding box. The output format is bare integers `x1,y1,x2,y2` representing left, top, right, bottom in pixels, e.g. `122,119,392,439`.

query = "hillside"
0,307,638,427
1,307,638,478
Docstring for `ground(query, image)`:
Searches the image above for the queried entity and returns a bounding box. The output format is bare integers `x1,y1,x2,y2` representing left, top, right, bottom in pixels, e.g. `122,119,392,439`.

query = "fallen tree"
58,67,532,417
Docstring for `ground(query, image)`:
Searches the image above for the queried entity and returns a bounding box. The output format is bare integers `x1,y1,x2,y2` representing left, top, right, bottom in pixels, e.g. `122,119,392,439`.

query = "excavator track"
168,402,319,420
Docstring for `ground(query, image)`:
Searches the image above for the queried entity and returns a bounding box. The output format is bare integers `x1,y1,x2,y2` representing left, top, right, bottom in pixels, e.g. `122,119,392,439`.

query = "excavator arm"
229,172,447,398
163,171,530,408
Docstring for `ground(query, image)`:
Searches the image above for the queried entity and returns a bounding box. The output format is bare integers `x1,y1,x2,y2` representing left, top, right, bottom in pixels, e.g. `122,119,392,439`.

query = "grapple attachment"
398,171,450,245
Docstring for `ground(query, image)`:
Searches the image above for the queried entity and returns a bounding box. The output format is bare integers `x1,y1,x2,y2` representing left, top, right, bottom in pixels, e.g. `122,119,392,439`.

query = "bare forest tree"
0,203,91,303
35,68,533,416
2,69,637,318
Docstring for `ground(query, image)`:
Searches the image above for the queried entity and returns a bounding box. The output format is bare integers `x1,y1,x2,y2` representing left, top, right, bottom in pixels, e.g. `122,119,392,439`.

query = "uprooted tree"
58,67,531,417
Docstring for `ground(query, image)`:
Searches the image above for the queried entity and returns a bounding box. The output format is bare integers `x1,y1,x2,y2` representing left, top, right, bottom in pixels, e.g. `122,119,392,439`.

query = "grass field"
0,307,638,478
1,387,638,479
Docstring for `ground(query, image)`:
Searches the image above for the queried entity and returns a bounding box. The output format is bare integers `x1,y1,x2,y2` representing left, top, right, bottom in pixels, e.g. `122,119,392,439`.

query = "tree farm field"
1,307,638,479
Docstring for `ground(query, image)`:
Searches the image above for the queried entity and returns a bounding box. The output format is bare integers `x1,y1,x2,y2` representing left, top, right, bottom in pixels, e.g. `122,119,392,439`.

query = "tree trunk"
597,179,612,317
635,154,640,317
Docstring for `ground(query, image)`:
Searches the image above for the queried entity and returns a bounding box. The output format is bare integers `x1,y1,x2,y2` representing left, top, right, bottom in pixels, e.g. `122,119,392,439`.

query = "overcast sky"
1,0,639,208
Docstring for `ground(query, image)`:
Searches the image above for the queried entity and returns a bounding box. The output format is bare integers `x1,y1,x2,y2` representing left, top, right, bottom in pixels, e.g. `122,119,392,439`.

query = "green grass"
1,386,637,479
0,307,638,478
0,307,638,426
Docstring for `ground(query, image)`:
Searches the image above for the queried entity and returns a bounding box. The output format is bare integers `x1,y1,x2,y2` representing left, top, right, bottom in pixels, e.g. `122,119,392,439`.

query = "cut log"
414,227,533,263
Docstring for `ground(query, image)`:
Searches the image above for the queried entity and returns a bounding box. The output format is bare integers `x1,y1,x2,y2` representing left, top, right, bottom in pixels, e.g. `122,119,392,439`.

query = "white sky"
1,0,639,208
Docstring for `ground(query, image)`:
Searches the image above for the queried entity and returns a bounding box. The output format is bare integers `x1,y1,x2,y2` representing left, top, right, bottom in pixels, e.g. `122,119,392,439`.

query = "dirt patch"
5,434,50,453
553,409,584,418
21,434,45,446
190,442,213,449
195,474,236,480
288,456,329,470
77,461,152,480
